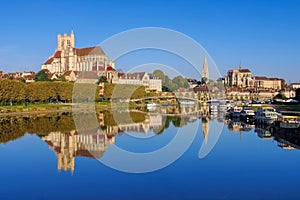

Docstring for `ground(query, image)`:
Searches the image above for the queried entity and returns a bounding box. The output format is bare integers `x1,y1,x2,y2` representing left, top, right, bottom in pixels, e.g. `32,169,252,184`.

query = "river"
0,107,300,199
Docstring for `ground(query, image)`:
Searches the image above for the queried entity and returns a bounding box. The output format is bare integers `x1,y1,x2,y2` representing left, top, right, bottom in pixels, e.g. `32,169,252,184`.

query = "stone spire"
202,117,210,144
202,55,209,83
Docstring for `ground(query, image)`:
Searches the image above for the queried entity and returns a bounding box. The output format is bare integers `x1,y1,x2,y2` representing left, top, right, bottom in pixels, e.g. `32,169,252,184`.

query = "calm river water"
0,108,300,199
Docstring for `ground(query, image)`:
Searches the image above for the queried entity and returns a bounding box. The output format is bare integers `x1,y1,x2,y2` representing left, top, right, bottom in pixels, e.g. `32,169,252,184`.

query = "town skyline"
1,0,300,82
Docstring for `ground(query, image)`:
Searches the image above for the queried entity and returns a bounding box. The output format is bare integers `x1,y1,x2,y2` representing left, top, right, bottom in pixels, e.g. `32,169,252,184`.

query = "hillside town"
0,30,300,103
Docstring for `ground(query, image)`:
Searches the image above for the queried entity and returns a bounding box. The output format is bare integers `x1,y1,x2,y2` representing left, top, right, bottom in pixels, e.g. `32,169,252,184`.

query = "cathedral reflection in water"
41,105,213,173
38,105,300,173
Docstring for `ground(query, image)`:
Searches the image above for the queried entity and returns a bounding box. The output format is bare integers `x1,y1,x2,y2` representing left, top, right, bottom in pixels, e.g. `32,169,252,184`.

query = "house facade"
114,72,162,92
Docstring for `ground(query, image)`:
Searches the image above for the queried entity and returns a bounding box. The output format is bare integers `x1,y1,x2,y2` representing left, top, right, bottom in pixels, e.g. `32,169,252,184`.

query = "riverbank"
0,102,112,117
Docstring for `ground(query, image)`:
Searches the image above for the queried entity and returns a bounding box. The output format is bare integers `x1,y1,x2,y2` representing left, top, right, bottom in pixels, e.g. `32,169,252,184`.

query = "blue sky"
0,0,300,82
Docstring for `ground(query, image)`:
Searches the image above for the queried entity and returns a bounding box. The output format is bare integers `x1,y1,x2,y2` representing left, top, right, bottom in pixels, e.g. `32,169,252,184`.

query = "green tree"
59,75,66,81
97,76,108,84
0,79,26,105
173,75,189,89
35,70,50,81
153,70,165,83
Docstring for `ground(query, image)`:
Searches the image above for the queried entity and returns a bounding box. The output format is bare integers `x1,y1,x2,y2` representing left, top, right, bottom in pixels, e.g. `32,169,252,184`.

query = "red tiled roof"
75,46,106,56
44,57,54,65
239,69,251,73
254,76,268,80
193,85,209,92
64,70,78,76
106,66,114,71
53,51,61,58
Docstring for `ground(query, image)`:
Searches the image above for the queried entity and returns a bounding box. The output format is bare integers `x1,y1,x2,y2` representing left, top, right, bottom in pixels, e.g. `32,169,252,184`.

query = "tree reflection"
0,109,209,172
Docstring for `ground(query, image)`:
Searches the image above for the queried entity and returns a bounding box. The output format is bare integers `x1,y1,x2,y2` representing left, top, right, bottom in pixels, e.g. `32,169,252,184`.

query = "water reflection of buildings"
225,118,255,136
43,108,218,172
117,114,163,133
43,129,114,173
225,115,300,151
43,112,165,173
202,117,210,144
273,132,300,150
158,104,210,117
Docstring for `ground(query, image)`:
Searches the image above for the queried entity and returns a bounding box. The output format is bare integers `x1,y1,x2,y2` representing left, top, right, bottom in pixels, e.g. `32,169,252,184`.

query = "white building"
42,30,114,74
291,83,300,89
114,72,162,92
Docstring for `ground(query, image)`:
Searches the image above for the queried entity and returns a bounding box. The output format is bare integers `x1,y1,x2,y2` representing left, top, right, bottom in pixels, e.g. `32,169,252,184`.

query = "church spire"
202,55,209,83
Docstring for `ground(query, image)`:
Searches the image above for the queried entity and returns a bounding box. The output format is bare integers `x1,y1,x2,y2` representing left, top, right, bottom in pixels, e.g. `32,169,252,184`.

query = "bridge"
130,95,199,102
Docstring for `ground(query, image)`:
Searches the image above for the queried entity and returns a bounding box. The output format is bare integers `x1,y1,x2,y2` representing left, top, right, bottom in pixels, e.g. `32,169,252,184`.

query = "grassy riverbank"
0,101,113,115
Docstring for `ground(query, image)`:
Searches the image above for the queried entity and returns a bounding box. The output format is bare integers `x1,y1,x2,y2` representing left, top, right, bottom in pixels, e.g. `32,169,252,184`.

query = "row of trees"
152,70,190,92
0,79,75,105
0,113,75,143
0,79,147,105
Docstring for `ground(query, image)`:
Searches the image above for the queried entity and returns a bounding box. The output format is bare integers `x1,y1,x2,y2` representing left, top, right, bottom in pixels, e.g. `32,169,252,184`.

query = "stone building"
254,76,284,90
42,30,114,74
114,72,162,92
224,68,254,87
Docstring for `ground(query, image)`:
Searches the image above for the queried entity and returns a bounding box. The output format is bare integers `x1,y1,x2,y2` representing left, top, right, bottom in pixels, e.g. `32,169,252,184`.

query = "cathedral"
42,30,114,74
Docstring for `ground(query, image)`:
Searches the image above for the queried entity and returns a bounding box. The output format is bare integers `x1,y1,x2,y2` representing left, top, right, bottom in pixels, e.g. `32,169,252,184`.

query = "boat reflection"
225,114,300,151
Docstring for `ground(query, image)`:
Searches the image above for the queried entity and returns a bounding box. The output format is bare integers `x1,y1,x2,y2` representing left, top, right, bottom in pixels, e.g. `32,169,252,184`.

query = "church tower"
57,30,75,51
202,117,210,144
202,55,209,83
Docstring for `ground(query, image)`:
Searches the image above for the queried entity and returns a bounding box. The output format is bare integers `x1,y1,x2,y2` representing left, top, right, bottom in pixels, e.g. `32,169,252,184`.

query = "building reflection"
202,117,210,144
41,107,214,173
273,131,300,150
43,129,113,173
225,114,300,151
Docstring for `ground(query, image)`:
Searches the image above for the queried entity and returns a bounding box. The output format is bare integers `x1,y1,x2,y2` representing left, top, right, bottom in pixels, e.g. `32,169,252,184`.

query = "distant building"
42,30,114,74
254,76,284,90
296,88,300,100
202,55,209,82
63,70,78,82
114,72,162,92
225,68,254,87
291,83,300,89
187,78,198,89
193,85,210,101
0,71,35,83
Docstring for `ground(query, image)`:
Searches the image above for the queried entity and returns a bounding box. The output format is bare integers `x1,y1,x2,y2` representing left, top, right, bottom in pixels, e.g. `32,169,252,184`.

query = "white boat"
228,106,243,118
147,102,157,109
209,100,221,113
256,107,279,124
240,107,255,120
179,101,195,106
278,116,300,129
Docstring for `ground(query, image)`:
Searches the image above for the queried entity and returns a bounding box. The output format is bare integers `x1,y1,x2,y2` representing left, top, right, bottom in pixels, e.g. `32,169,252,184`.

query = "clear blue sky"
0,0,300,82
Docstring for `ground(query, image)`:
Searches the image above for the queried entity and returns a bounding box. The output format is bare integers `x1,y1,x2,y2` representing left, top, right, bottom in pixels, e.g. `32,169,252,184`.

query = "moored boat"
255,107,279,124
228,106,243,118
240,106,255,120
147,102,157,110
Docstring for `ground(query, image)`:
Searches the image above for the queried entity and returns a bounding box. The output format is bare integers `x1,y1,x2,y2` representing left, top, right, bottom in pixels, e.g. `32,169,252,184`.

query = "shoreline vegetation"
1,101,300,117
0,102,111,116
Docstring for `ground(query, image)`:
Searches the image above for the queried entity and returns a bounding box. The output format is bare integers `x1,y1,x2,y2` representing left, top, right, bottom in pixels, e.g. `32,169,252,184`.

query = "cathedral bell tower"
57,30,75,51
